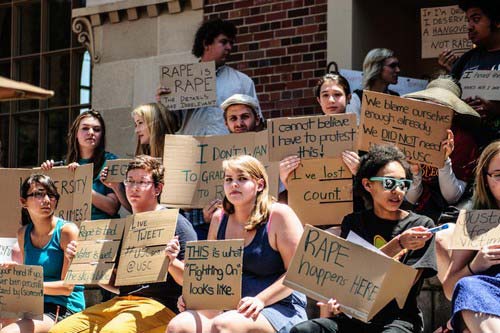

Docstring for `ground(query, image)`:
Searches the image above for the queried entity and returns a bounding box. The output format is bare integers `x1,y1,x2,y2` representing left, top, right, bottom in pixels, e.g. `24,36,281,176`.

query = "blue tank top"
24,218,85,313
217,214,287,297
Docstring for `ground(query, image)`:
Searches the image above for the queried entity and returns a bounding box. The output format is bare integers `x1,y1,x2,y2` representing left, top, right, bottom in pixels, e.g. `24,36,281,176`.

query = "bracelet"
467,262,476,275
397,235,405,250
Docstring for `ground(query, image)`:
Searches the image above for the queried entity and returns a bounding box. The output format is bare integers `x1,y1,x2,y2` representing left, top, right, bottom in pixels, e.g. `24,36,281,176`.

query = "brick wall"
204,0,328,120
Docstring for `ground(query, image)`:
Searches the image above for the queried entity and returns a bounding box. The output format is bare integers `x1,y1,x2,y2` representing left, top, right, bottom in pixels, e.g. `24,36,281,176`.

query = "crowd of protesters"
0,0,499,332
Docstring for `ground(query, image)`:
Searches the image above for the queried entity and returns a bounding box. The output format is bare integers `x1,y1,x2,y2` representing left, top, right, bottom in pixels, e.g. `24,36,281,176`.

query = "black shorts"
44,303,74,322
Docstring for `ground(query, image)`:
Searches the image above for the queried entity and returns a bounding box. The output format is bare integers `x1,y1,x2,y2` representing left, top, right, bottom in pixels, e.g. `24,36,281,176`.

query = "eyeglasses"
384,62,400,69
26,191,57,200
123,180,155,188
369,177,412,191
486,171,500,182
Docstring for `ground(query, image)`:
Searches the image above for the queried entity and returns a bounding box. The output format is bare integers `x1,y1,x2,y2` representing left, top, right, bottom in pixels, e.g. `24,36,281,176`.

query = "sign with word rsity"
0,164,93,237
421,5,472,59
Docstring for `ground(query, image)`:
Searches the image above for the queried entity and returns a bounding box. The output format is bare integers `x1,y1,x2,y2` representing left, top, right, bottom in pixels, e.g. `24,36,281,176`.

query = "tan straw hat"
404,77,480,118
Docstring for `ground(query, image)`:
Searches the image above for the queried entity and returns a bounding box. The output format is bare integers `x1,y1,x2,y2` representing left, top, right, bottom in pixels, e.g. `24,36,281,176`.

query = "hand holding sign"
65,240,78,260
279,155,301,189
468,244,500,274
317,298,342,317
238,296,265,319
165,236,180,263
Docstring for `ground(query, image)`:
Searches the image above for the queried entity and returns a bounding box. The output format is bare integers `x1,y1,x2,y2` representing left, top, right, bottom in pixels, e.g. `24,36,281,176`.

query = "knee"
166,315,193,333
211,316,230,333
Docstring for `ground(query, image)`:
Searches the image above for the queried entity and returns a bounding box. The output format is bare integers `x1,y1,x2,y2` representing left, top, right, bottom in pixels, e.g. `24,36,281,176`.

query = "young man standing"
451,0,500,145
158,18,262,136
49,155,196,333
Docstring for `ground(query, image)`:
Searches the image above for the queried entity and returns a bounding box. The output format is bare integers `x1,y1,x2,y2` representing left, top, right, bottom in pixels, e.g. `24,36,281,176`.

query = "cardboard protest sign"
358,91,453,168
0,265,43,320
104,159,132,183
115,209,178,286
284,225,417,322
267,114,356,162
421,5,472,59
162,131,279,208
0,238,17,262
288,158,352,226
0,164,93,237
65,219,125,284
460,70,500,101
183,240,243,310
449,210,500,250
159,62,216,110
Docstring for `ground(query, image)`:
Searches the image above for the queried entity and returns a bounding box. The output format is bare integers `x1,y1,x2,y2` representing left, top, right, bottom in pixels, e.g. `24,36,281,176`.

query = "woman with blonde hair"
132,103,179,158
100,103,178,212
442,140,500,333
347,48,401,120
167,155,307,333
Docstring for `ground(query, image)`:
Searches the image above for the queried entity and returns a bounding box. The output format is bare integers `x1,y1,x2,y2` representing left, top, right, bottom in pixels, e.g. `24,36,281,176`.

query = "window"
0,0,90,167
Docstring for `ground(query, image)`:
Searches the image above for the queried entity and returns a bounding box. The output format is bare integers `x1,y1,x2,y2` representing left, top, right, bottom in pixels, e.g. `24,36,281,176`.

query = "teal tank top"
24,218,85,313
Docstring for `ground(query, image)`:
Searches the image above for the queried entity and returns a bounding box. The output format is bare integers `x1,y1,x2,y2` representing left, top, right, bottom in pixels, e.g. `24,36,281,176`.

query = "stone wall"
81,2,203,158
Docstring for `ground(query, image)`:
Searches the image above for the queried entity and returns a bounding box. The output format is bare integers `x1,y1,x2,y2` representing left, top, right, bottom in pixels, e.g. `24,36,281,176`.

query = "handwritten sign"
162,131,279,208
159,62,216,110
284,225,417,323
65,219,125,285
421,5,472,59
0,265,43,320
460,70,500,101
267,114,356,162
0,164,93,237
183,240,243,310
115,209,178,286
0,238,17,262
449,210,500,250
358,91,453,168
104,159,132,183
288,158,352,226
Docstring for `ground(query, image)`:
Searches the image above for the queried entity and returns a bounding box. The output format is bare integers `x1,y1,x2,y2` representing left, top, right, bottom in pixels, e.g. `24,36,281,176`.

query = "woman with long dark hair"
0,174,84,333
42,110,119,220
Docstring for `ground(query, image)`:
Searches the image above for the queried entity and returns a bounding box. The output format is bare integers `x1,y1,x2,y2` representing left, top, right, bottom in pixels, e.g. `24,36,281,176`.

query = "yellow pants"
48,296,175,333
